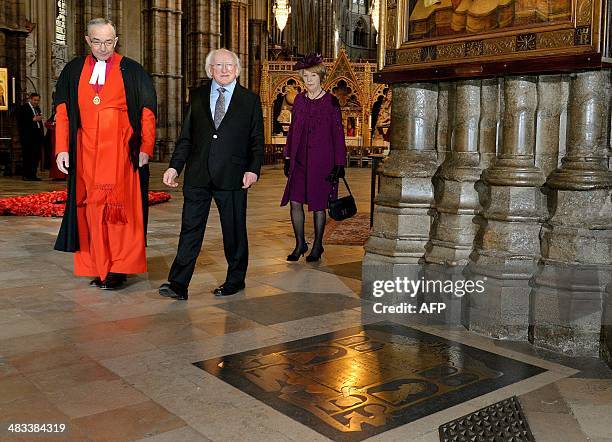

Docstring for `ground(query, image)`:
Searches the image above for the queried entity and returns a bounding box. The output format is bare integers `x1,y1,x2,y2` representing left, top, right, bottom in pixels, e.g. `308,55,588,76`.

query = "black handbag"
328,177,357,221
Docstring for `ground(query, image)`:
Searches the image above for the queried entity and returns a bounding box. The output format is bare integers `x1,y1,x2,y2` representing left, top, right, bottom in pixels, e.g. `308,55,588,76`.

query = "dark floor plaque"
439,396,535,442
193,322,546,441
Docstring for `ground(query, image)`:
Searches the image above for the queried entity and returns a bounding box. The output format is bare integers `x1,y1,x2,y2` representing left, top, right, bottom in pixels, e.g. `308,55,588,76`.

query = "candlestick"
11,77,15,104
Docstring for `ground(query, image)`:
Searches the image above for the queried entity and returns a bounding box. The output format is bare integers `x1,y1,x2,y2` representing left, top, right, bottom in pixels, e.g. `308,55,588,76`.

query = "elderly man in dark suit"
159,48,264,300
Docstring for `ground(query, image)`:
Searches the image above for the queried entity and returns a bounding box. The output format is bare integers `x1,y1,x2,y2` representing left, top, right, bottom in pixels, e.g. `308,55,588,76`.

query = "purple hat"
293,53,324,70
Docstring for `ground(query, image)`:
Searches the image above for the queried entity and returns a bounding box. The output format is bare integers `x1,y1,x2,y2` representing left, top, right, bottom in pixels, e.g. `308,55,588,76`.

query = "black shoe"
286,243,308,261
159,282,188,300
99,274,125,290
213,282,245,297
90,277,102,287
306,247,324,262
108,272,127,282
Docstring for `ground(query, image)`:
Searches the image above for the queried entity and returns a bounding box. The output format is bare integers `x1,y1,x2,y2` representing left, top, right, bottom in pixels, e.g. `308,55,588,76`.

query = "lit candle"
11,77,15,104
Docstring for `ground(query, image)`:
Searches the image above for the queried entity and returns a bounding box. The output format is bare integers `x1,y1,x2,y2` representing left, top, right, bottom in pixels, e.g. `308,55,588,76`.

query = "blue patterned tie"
213,87,226,129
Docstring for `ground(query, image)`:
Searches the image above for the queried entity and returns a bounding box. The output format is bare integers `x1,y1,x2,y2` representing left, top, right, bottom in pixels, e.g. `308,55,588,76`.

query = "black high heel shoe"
306,247,324,262
287,243,308,261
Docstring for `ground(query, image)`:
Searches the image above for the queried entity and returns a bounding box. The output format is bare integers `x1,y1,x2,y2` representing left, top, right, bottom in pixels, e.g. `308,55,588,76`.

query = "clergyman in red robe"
54,18,157,290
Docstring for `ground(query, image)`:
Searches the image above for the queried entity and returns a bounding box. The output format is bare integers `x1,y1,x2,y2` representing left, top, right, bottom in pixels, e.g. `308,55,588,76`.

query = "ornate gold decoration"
482,37,516,55
196,324,546,439
379,0,603,80
538,29,575,49
516,33,537,51
397,49,421,64
386,0,398,48
420,45,437,61
465,40,484,57
437,42,466,60
575,25,591,45
234,331,501,433
576,0,593,26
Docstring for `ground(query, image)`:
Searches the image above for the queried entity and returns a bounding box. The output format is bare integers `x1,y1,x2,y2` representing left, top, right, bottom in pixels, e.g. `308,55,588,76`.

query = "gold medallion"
93,95,101,105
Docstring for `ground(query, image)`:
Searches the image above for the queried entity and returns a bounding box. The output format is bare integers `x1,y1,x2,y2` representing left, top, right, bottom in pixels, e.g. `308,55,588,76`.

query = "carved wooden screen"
377,0,611,82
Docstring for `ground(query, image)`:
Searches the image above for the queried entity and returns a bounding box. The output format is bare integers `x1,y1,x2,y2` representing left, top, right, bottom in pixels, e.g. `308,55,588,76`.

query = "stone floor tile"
8,345,95,374
519,382,572,414
45,379,149,419
569,404,612,440
0,374,41,404
71,400,186,441
25,361,120,394
134,426,211,442
524,411,589,442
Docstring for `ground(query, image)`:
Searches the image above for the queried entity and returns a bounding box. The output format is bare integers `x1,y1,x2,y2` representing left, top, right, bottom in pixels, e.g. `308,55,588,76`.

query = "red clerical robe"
55,54,156,280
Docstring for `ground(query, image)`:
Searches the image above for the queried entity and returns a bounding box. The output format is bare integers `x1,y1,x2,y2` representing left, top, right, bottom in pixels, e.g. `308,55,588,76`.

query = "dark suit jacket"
169,82,264,190
17,103,44,141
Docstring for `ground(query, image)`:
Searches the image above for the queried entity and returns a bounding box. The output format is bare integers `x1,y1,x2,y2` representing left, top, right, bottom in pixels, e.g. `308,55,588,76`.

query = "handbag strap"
329,176,353,199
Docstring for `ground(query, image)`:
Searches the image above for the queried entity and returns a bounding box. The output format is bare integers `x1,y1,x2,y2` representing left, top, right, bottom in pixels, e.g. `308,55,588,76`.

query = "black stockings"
290,202,307,255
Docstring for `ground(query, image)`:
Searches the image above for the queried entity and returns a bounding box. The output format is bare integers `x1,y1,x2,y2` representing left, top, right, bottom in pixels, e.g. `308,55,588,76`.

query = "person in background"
280,53,346,262
16,93,45,181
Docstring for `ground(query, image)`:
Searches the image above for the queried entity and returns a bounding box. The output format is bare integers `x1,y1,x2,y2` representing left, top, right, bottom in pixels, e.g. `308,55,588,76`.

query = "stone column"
478,78,500,171
422,80,486,324
25,1,57,116
248,19,266,95
142,1,183,161
530,70,612,357
535,75,566,177
425,80,483,266
466,76,547,340
363,82,438,304
319,0,336,58
221,0,248,87
436,82,452,165
183,0,220,92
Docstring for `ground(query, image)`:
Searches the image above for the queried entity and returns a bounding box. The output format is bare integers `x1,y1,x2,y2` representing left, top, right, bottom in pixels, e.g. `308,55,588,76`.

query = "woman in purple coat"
280,53,346,262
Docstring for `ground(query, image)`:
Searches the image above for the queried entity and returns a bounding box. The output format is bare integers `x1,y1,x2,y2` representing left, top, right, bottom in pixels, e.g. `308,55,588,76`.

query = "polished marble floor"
0,164,611,441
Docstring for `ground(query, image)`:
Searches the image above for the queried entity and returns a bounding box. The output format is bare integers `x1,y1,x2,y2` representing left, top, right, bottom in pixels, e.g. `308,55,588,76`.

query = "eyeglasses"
89,39,116,48
212,63,235,70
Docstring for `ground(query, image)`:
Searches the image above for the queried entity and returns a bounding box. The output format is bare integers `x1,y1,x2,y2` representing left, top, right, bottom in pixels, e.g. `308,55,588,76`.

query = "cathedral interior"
1,0,611,440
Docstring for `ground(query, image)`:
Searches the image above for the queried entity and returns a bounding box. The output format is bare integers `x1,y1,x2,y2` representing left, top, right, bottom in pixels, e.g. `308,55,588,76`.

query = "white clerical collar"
89,59,107,86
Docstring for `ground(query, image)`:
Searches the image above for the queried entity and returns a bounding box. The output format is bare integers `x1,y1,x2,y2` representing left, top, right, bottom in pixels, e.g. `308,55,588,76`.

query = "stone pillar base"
362,254,422,326
418,263,467,326
529,263,611,357
425,169,482,266
365,150,438,260
464,263,533,340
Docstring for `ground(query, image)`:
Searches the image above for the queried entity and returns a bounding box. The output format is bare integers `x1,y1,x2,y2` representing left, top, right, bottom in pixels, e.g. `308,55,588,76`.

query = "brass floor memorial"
195,322,546,440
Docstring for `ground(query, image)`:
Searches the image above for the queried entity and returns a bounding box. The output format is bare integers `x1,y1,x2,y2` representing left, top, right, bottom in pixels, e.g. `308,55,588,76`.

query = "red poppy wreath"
0,190,171,217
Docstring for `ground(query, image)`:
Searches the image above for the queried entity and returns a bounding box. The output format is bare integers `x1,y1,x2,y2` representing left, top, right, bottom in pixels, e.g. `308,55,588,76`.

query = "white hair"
205,49,241,78
87,18,117,37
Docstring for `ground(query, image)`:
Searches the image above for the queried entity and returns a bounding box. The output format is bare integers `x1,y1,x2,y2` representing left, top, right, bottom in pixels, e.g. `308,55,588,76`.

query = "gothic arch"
353,17,368,47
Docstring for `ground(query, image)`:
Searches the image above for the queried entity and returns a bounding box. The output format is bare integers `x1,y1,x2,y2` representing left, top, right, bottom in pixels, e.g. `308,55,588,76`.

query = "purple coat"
281,93,346,211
